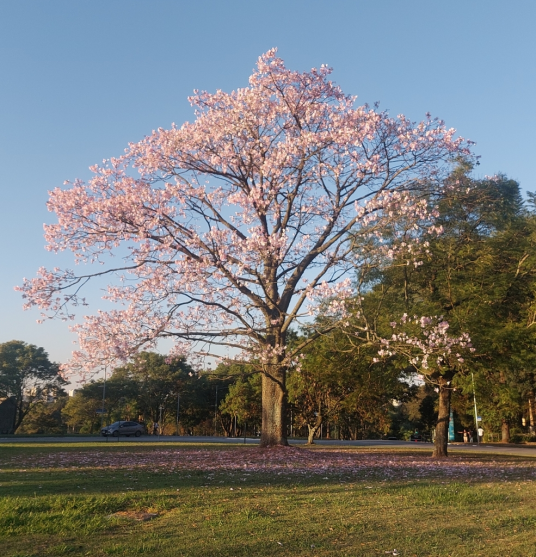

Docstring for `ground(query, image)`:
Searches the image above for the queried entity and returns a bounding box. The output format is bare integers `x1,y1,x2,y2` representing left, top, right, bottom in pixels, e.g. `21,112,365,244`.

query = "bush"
509,433,524,444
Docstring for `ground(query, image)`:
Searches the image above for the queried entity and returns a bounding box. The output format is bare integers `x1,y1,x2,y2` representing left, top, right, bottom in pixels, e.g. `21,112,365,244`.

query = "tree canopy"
0,340,65,433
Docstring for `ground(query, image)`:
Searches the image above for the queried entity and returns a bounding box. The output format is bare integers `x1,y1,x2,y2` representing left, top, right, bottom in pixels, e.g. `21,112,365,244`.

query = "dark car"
101,421,144,437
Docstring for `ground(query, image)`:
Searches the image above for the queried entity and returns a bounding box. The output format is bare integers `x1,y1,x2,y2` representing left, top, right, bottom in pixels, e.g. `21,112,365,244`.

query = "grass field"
1,442,536,556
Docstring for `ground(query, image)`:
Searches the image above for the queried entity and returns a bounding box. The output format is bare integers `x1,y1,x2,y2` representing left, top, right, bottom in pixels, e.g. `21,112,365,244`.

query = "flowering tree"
377,315,474,457
18,49,471,446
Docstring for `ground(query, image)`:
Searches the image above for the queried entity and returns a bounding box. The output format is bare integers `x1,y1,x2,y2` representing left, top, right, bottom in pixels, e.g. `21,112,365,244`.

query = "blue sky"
1,1,535,378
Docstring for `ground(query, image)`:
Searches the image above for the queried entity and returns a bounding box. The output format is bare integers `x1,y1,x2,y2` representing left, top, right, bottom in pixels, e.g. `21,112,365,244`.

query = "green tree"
287,330,413,443
62,389,103,433
404,384,438,439
62,375,139,433
358,169,536,455
220,372,262,437
63,353,213,435
17,397,67,434
112,352,211,434
0,340,65,433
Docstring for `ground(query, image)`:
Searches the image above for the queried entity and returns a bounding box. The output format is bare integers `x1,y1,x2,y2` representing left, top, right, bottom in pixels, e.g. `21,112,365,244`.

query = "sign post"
448,409,455,442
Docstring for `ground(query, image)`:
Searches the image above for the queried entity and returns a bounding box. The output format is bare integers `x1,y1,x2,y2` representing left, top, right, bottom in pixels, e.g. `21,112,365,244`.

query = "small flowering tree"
376,314,474,457
18,49,472,446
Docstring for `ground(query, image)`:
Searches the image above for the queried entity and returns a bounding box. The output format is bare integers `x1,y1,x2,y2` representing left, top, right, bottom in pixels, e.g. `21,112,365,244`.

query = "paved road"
1,435,536,457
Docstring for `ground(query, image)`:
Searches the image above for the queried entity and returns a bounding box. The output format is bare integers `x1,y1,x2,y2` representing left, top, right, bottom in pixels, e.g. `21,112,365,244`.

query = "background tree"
287,330,412,443
62,374,139,433
219,372,262,437
18,397,67,435
110,352,210,434
422,174,536,445
0,340,66,433
18,50,472,446
472,211,536,442
62,388,104,433
63,352,211,434
399,384,437,440
360,169,536,454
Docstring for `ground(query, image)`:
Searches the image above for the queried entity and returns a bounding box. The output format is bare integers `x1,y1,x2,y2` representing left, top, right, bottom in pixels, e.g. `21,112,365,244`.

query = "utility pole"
290,408,293,438
214,385,218,436
176,392,180,436
471,372,480,443
101,366,107,428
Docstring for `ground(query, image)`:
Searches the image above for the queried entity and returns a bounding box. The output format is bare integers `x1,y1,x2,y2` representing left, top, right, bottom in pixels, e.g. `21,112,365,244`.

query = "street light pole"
101,366,107,428
471,372,480,443
290,408,293,438
214,385,218,436
159,404,164,438
176,392,180,436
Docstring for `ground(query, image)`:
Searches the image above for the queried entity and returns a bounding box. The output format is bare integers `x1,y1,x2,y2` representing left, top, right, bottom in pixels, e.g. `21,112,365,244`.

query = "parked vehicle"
101,421,144,437
410,432,431,442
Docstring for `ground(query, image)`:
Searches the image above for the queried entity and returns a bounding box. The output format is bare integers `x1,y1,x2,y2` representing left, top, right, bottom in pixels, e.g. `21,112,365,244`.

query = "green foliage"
359,168,536,439
62,352,213,434
16,398,67,435
0,340,66,433
118,351,215,432
220,373,262,428
62,388,109,433
287,331,413,441
404,385,438,436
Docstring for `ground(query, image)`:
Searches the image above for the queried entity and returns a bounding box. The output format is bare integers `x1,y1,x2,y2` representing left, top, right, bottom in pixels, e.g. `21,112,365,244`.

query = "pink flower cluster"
375,314,474,372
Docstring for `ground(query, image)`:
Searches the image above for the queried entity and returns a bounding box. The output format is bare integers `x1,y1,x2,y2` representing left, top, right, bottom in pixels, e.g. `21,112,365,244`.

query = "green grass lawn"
1,442,535,556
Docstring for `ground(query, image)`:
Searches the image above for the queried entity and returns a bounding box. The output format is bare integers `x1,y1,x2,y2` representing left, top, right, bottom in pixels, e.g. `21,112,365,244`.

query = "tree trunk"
432,376,451,458
219,415,232,437
501,419,510,443
306,412,322,445
14,398,30,433
260,368,288,447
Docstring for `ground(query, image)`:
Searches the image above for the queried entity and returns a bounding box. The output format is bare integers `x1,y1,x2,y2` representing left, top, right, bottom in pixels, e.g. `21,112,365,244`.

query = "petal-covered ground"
2,446,535,483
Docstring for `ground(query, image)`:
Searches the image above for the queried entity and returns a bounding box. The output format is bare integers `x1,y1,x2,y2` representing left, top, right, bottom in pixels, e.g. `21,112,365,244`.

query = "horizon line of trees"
2,343,535,444
3,347,535,445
